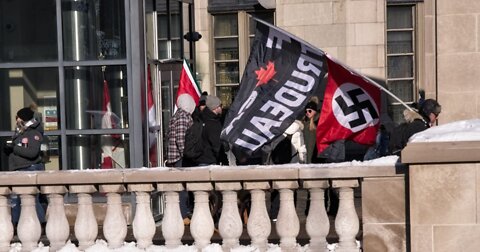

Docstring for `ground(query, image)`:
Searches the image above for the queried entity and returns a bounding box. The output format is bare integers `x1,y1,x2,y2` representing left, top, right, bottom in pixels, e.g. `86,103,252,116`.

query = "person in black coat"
389,98,442,155
196,95,223,165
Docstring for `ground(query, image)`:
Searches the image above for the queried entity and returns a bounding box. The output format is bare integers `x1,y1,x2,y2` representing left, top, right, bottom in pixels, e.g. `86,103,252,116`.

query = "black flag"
221,19,328,157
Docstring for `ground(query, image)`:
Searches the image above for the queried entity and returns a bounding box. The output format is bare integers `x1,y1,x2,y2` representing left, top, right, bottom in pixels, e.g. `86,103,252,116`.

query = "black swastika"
335,88,379,128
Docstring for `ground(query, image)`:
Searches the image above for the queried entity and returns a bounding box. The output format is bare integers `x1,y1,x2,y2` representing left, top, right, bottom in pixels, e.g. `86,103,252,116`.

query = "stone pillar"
304,180,330,252
216,182,243,251
42,186,69,251
274,180,300,252
244,181,271,252
157,183,185,249
100,184,127,249
70,185,98,250
13,186,41,251
0,187,13,252
333,179,360,252
188,182,214,250
128,184,156,249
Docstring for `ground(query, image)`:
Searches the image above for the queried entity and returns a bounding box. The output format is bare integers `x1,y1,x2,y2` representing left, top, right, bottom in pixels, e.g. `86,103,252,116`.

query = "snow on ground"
410,119,480,142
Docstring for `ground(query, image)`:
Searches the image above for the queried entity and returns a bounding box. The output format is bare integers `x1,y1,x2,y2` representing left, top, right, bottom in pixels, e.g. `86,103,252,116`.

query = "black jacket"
389,109,430,156
196,107,222,165
8,120,44,171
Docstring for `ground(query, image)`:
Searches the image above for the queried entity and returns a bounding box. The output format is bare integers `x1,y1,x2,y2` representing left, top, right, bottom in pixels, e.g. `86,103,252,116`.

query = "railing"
0,159,402,252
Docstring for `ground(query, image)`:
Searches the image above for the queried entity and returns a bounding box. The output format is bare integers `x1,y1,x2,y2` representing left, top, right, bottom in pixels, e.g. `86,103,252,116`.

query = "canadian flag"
175,59,201,107
316,56,381,153
101,79,114,169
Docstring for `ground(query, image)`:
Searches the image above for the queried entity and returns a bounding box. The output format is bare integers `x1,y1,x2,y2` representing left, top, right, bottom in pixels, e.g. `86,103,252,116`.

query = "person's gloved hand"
4,141,14,155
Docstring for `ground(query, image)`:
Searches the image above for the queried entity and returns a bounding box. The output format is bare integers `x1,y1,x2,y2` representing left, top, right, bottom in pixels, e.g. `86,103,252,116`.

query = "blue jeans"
11,163,46,224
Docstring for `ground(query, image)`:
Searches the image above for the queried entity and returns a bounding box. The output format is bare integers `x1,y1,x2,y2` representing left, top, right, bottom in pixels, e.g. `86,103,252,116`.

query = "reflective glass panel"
62,0,126,61
387,80,414,103
216,85,239,109
387,56,413,79
0,0,58,62
0,68,59,131
215,38,239,60
387,6,413,29
64,65,128,130
214,14,238,37
387,31,413,54
43,135,61,170
67,134,129,170
215,62,239,84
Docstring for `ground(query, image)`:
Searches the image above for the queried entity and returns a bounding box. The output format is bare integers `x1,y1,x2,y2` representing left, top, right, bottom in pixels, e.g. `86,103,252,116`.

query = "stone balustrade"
0,161,403,251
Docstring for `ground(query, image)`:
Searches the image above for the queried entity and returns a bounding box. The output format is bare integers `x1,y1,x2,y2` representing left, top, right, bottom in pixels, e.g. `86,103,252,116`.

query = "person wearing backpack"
196,95,223,165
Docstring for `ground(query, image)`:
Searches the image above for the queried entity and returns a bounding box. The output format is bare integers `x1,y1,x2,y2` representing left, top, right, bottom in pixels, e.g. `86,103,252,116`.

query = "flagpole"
326,54,416,113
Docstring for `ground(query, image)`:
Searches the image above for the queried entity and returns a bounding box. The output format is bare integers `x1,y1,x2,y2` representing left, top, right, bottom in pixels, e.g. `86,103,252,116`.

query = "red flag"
316,56,381,153
101,79,114,169
175,59,201,106
147,66,158,166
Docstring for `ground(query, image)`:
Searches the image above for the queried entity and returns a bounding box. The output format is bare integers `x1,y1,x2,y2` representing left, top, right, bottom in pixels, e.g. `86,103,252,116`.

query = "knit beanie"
17,107,34,121
177,94,196,114
305,101,318,112
206,95,221,110
199,91,208,106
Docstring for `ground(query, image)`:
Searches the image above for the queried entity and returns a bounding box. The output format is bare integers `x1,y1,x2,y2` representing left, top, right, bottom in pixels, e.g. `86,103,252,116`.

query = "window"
157,0,183,60
386,4,416,124
213,11,274,108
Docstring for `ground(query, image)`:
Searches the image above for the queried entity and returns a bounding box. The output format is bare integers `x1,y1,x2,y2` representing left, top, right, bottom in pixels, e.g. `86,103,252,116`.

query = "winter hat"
305,101,318,112
420,99,441,117
206,95,221,110
177,94,196,114
17,107,34,121
199,91,208,106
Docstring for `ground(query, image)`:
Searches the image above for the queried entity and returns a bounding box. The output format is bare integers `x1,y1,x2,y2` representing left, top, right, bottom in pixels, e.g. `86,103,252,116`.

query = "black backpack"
183,120,204,160
271,134,296,164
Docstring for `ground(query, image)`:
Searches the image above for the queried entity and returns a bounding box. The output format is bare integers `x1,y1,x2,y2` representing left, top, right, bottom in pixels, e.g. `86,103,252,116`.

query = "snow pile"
10,240,361,252
410,119,480,142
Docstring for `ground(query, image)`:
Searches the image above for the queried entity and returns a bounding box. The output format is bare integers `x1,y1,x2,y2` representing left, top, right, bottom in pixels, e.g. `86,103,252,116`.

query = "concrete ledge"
402,141,480,164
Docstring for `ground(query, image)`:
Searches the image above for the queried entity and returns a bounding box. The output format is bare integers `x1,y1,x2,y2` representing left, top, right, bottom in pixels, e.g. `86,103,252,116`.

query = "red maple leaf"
255,61,276,87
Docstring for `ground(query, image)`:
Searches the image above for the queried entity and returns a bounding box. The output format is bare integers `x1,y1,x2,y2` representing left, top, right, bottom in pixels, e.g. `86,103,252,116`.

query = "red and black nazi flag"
221,19,328,156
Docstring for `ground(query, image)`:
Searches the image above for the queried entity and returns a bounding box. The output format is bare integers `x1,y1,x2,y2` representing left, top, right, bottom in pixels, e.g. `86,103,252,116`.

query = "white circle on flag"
332,83,379,133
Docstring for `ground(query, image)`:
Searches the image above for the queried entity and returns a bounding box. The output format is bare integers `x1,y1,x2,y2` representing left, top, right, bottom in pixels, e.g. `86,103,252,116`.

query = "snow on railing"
0,156,399,252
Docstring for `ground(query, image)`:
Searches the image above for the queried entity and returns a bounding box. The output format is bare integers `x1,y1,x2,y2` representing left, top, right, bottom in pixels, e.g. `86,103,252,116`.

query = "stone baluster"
304,180,330,252
100,184,127,249
274,181,300,252
13,186,41,251
0,187,13,252
333,180,360,252
216,182,243,251
157,183,185,248
41,186,69,251
70,185,98,250
188,182,214,250
128,184,156,249
244,182,271,252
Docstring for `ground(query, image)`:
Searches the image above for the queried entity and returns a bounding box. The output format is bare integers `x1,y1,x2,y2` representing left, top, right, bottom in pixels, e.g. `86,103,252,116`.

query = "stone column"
70,185,98,250
13,186,41,251
244,181,271,252
304,180,330,252
333,179,360,252
128,184,156,249
216,182,243,251
42,186,69,251
157,183,185,248
0,187,13,252
100,184,127,249
274,180,300,252
188,182,214,250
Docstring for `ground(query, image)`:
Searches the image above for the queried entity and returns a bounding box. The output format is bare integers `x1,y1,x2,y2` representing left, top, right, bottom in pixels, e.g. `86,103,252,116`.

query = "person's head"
177,94,196,114
305,101,318,119
199,91,208,111
16,107,34,123
206,95,222,115
420,99,441,125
